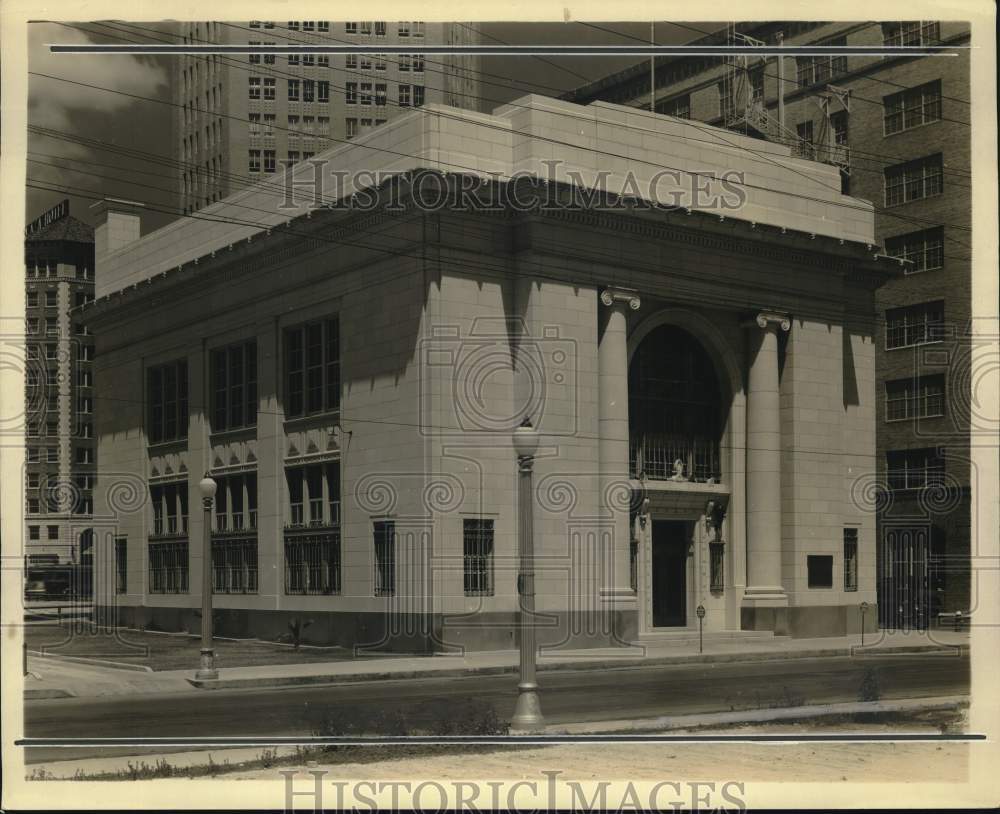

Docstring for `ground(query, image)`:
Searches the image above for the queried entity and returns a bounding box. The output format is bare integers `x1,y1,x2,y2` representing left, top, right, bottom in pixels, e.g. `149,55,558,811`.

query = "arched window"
629,325,723,481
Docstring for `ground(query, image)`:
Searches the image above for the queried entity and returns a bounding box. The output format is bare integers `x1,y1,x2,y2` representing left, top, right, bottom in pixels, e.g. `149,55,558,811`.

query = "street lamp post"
696,604,706,654
511,418,544,732
196,474,218,681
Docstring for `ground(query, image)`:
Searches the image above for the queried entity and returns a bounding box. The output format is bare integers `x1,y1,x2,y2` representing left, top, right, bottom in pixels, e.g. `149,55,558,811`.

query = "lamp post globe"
199,474,218,500
512,418,540,458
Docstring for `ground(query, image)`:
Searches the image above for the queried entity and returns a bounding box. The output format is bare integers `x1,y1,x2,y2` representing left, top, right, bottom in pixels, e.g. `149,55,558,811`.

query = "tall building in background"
171,20,482,214
564,20,973,630
24,200,96,593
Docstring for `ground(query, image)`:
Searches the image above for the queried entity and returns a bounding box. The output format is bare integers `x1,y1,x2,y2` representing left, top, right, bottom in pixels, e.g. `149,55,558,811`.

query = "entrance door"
879,526,931,631
651,520,688,627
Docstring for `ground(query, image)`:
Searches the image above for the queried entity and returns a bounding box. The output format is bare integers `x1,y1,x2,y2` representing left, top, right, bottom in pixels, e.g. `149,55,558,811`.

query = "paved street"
25,653,968,763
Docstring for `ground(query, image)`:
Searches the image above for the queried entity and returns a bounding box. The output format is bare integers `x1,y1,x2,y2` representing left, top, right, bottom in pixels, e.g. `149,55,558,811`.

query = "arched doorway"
628,324,725,483
628,324,729,628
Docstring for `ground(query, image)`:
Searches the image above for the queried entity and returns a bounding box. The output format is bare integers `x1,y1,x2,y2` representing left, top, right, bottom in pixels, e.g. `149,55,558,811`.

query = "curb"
547,695,970,735
188,643,966,691
25,688,76,700
28,651,154,673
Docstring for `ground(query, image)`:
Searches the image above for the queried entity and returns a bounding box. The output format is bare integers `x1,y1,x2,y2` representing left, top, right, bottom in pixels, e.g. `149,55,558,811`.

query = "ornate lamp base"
510,682,546,733
195,648,218,681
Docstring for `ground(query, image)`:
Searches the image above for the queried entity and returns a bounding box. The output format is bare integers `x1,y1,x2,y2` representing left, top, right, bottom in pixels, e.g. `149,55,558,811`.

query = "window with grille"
115,537,127,594
284,317,340,418
886,375,945,422
212,537,258,594
885,227,944,274
884,80,942,135
147,359,188,444
211,341,257,432
710,542,725,593
843,528,858,592
150,481,188,537
884,154,943,206
373,520,396,596
882,21,940,47
887,447,945,490
463,519,494,596
285,463,339,529
149,541,189,593
885,301,945,349
284,533,341,594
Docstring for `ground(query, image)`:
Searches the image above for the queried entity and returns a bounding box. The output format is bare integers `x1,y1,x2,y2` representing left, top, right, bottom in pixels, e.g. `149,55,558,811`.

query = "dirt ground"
225,721,968,784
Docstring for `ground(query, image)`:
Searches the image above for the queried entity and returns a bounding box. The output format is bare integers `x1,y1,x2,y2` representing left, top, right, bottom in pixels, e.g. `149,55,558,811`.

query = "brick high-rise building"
24,200,97,582
563,20,973,630
171,20,482,214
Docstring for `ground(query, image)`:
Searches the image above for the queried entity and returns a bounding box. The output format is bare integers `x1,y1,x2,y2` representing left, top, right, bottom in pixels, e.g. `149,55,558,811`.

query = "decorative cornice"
600,287,641,311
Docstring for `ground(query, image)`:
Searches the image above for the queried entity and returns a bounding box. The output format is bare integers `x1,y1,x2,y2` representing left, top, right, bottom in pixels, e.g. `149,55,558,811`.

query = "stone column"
598,288,640,627
742,312,789,630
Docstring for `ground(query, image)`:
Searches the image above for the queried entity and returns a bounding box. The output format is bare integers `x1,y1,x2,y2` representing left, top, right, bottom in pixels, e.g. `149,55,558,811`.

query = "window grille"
284,533,341,594
373,521,396,596
463,519,494,596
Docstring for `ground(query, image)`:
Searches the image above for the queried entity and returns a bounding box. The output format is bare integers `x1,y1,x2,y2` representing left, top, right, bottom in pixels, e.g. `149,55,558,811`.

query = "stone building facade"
83,96,893,651
563,20,973,629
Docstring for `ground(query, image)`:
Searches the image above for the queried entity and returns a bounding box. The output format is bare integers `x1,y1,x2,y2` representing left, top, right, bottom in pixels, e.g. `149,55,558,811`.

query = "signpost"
696,604,706,654
860,601,869,648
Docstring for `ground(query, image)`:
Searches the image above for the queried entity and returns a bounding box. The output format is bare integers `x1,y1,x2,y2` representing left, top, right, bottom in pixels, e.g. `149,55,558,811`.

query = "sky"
25,20,714,235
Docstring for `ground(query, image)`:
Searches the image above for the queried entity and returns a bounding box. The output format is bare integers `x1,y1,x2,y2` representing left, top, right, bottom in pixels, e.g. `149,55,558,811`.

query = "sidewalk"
24,629,968,700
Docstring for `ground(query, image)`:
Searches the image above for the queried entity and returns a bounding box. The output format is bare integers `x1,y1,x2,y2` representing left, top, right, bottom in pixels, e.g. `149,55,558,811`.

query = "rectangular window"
288,52,300,66
885,301,945,349
359,83,372,105
412,54,425,73
374,21,386,36
287,150,299,165
149,541,189,594
263,78,275,100
346,82,357,105
288,79,299,102
317,81,329,103
29,526,40,540
249,149,261,173
147,360,188,444
264,149,276,173
884,154,943,206
885,227,945,274
373,521,396,596
211,341,257,432
284,317,339,418
884,80,942,135
843,529,858,592
796,36,847,88
318,21,329,32
398,21,410,37
249,41,261,64
303,80,315,103
211,537,258,594
886,375,946,421
413,85,425,107
882,21,940,47
248,112,261,135
27,291,38,307
360,21,372,35
47,525,59,540
284,533,341,594
657,93,691,118
115,537,127,594
374,54,386,71
463,519,494,596
359,54,371,70
284,463,339,529
346,118,358,139
263,43,276,65
345,22,357,34
345,53,357,69
887,447,946,490
398,84,411,106
374,83,387,106
249,77,261,99
807,555,834,588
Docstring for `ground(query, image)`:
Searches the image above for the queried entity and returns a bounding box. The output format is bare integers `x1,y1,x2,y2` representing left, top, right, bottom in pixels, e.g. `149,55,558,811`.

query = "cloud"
29,22,168,134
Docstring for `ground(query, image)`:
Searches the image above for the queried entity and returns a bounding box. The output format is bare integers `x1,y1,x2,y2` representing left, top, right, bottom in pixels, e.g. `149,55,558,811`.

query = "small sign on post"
860,601,870,648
